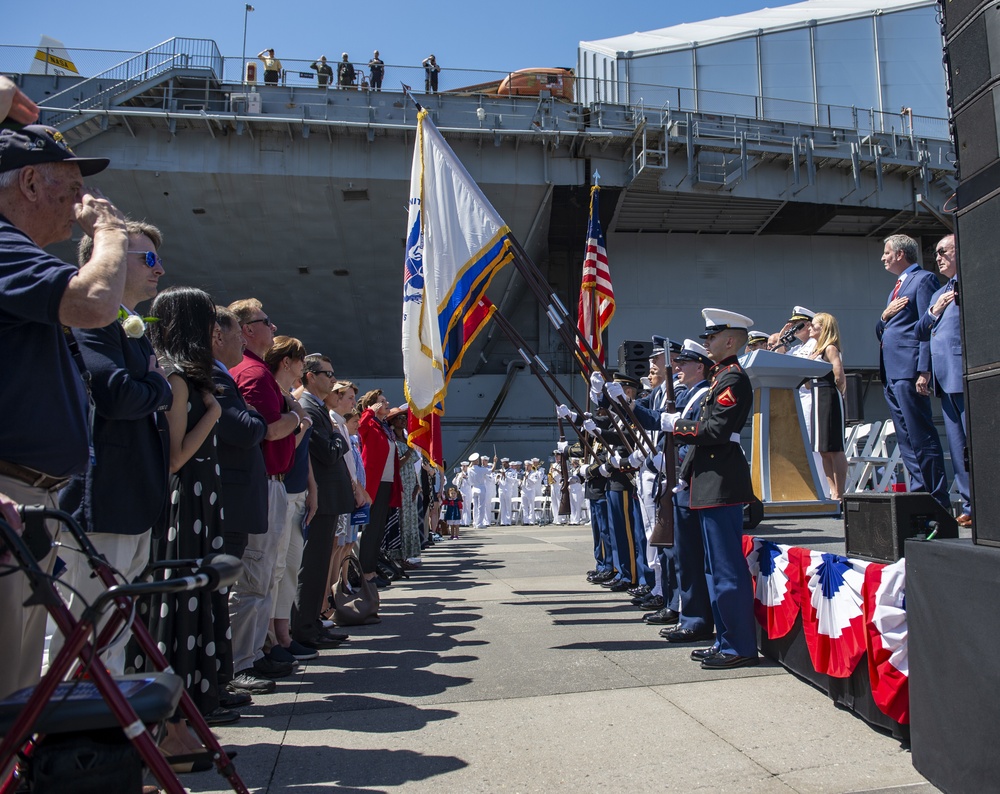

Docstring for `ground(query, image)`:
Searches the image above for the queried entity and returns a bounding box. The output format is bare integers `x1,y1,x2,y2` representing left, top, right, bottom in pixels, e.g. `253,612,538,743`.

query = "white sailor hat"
460,460,470,466
468,453,480,462
531,457,541,463
675,338,713,368
699,308,753,338
511,460,522,466
501,457,509,462
787,305,816,323
748,330,770,342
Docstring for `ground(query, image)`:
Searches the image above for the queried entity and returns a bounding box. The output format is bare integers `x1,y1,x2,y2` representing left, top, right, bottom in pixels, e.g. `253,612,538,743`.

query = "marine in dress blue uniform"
661,309,759,669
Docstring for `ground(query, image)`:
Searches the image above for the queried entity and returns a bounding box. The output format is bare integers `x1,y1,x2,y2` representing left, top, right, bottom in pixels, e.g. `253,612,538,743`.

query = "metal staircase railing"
41,37,222,128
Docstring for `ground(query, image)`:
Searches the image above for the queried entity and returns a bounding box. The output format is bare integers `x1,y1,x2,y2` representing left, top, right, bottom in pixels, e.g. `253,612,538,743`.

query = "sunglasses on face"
128,251,162,268
244,317,273,328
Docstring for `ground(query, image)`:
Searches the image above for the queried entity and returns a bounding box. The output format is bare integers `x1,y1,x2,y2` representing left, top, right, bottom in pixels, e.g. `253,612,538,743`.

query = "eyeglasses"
935,247,953,256
316,370,335,378
244,317,274,328
128,251,162,269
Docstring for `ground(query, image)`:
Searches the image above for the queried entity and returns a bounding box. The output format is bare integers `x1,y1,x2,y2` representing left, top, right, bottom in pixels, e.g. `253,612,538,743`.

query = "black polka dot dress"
126,370,231,715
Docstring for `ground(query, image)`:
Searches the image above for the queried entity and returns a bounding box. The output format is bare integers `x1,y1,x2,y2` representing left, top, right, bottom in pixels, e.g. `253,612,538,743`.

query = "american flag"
577,185,615,364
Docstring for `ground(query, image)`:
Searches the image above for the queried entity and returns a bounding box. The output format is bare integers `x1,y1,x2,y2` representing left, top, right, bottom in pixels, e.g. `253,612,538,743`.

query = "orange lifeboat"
497,68,574,100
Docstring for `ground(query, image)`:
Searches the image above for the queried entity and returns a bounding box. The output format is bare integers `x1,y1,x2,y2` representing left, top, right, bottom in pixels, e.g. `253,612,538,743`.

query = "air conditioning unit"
230,92,262,115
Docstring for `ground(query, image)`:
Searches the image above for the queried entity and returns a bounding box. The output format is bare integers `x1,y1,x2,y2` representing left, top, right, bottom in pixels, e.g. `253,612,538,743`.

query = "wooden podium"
740,349,840,517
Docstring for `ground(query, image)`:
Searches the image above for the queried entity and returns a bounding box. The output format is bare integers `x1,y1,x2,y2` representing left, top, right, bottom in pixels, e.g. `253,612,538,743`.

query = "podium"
740,349,840,517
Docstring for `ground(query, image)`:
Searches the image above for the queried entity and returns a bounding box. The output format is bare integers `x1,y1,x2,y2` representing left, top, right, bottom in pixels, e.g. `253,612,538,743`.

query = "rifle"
556,416,571,518
649,347,677,547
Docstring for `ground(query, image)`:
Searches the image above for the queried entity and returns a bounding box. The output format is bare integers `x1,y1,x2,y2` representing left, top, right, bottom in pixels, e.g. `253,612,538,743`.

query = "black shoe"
627,585,651,599
585,569,598,579
700,652,760,670
690,646,720,661
294,631,344,650
374,576,392,588
645,608,679,625
202,706,240,726
638,594,665,611
228,669,277,694
218,689,253,708
606,579,632,592
662,627,715,643
253,655,294,679
590,570,616,584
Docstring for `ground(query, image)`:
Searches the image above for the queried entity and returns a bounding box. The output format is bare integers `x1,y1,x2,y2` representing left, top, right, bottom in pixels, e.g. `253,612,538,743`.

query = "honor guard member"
498,458,516,526
746,331,770,352
453,460,473,526
521,458,542,524
659,309,759,670
550,447,571,524
654,339,715,635
568,455,586,524
588,373,652,594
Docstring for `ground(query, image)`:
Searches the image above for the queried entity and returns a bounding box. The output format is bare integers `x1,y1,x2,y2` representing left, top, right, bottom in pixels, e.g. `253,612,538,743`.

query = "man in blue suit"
58,221,172,673
876,234,948,508
917,234,971,526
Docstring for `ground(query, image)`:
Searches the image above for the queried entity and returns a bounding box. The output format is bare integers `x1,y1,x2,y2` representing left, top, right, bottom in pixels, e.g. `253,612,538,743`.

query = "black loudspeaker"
843,373,864,425
966,369,1000,546
843,493,958,562
617,340,652,380
944,2,1000,179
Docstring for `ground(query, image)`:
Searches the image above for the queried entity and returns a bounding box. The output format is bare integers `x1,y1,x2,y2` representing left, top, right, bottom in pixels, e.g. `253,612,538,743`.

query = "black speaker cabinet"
617,340,653,380
966,368,1000,546
843,373,864,425
843,493,958,562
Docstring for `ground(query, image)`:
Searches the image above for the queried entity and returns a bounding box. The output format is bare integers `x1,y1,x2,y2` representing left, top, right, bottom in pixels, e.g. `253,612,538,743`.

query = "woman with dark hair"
128,286,235,738
357,389,401,583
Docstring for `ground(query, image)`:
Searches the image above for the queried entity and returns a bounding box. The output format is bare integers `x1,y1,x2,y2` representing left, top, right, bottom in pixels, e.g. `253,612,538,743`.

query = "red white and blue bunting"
743,539,909,724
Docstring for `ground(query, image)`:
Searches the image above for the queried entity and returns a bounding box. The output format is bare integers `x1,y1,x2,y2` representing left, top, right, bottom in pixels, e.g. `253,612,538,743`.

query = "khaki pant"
0,474,58,700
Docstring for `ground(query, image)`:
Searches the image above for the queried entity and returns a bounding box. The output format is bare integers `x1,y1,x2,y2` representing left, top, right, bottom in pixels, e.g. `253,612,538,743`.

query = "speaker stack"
616,340,652,380
909,8,1000,791
843,492,958,562
942,0,1000,546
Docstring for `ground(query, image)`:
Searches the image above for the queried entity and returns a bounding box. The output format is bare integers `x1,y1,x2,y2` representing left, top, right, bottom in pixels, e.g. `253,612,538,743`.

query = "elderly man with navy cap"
658,309,759,669
0,124,129,697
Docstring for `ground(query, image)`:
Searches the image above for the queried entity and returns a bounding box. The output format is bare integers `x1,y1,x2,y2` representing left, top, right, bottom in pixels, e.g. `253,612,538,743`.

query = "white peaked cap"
700,308,753,337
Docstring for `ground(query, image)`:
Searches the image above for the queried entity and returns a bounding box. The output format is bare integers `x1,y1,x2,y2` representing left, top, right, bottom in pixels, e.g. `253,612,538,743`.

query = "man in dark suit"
876,234,949,508
917,234,970,526
212,307,275,696
293,355,353,646
58,221,171,673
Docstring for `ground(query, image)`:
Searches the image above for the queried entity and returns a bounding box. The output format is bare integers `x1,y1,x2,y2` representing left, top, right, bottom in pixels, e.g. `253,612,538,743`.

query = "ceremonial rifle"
649,344,677,548
556,416,571,518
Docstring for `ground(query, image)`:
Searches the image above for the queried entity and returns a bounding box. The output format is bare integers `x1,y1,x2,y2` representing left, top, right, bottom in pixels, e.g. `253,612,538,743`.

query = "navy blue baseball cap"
0,125,109,176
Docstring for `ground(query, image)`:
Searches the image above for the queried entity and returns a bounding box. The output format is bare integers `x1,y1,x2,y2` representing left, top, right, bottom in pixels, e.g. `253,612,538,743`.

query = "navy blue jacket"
875,263,940,381
213,363,268,535
59,322,172,535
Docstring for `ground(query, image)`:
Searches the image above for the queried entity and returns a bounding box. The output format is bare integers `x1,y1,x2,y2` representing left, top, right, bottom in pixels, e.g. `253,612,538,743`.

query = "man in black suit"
293,355,353,646
212,307,276,696
58,221,172,673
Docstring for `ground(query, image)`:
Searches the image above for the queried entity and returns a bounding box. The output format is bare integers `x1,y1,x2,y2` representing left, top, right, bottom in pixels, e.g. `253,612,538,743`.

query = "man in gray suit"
917,233,971,526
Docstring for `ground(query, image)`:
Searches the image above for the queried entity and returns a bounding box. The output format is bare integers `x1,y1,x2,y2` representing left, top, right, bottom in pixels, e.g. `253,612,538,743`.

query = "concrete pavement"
185,517,935,793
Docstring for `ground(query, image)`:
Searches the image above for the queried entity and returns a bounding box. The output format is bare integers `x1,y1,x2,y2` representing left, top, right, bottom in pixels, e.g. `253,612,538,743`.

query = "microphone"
777,321,806,348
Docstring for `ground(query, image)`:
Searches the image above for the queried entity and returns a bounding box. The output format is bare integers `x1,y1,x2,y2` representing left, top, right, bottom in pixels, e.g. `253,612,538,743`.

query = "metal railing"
3,39,951,143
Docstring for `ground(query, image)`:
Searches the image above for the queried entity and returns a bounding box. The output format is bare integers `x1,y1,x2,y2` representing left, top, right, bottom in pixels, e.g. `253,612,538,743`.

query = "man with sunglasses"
56,222,172,673
226,298,306,688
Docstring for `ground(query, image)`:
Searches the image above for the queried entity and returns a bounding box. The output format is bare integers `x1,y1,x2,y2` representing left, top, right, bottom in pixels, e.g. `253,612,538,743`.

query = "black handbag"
333,553,380,626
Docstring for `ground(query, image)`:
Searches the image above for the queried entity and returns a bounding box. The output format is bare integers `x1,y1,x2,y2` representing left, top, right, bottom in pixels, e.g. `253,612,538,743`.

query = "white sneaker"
406,557,423,566
321,618,334,629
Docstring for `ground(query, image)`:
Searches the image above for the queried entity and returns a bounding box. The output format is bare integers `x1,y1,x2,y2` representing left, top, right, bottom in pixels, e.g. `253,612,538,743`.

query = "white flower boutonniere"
118,308,158,339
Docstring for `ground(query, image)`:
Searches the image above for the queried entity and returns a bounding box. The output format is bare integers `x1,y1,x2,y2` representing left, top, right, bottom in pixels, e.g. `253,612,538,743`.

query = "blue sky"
6,0,802,74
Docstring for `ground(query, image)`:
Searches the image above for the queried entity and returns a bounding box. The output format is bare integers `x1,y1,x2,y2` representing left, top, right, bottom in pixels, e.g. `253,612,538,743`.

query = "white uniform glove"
557,440,569,453
650,452,664,471
582,417,598,435
598,464,611,478
660,411,681,432
628,449,645,468
605,381,626,404
556,404,577,422
589,371,606,392
608,452,622,469
672,479,689,494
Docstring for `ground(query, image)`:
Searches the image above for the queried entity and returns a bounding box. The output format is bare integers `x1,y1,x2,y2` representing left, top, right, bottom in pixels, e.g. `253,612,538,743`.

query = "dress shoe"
286,640,320,660
218,689,252,708
627,584,651,599
700,652,760,670
294,631,344,650
957,513,973,528
644,608,679,625
638,594,665,611
228,669,277,694
690,645,720,661
202,706,240,726
591,570,616,584
266,645,299,666
599,576,623,588
374,576,392,588
606,579,632,592
252,655,294,679
662,626,715,643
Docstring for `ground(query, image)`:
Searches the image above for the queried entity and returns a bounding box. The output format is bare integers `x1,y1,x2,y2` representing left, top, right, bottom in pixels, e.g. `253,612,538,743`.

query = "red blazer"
358,407,402,507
